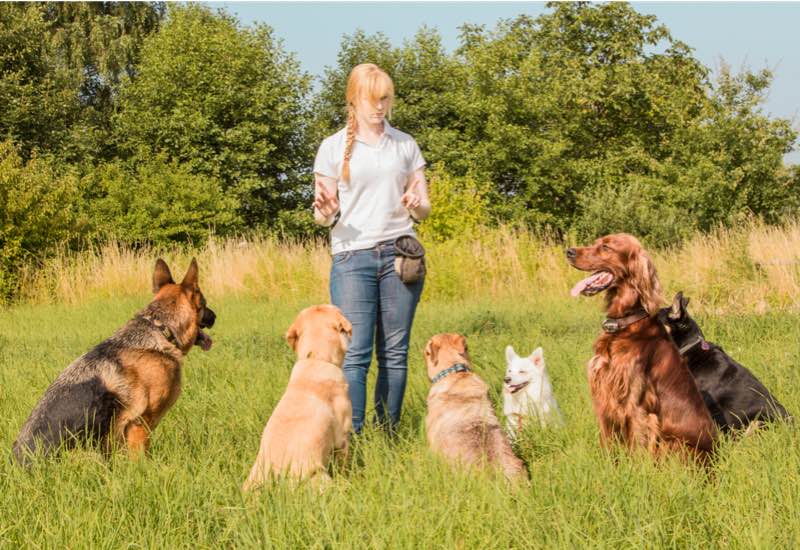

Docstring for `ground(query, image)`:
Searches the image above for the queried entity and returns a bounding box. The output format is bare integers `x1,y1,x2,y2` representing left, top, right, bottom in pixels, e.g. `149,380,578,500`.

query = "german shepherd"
12,258,216,466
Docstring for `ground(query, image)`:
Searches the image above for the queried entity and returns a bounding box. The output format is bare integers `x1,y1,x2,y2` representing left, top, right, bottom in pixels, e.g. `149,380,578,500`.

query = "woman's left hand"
401,190,421,210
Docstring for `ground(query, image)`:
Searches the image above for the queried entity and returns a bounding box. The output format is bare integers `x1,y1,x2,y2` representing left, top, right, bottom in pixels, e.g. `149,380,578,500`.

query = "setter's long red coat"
568,234,716,460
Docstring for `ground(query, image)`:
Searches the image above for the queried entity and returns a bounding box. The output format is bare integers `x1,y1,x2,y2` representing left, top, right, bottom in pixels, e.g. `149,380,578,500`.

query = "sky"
208,1,800,163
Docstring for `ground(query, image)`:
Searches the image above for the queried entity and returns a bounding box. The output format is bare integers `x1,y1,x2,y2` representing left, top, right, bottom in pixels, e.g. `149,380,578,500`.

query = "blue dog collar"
430,363,470,384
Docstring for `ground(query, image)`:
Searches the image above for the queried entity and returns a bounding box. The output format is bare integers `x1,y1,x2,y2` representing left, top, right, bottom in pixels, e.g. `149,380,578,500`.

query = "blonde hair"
341,63,395,183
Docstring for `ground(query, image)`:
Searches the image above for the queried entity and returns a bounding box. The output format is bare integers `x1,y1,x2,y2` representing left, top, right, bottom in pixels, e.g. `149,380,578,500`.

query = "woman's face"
353,94,390,126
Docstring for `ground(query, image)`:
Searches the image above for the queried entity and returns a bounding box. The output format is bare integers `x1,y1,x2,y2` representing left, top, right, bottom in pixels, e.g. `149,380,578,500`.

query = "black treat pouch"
393,235,426,284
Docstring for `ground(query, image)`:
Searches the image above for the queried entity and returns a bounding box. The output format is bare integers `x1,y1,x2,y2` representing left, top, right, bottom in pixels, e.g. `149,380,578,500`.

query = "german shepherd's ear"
153,259,175,293
669,291,684,320
285,323,299,352
181,258,199,290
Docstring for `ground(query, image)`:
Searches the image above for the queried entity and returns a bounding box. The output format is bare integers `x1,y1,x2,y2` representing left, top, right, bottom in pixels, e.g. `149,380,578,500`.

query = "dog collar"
678,336,710,355
136,314,182,349
602,309,648,333
430,363,470,384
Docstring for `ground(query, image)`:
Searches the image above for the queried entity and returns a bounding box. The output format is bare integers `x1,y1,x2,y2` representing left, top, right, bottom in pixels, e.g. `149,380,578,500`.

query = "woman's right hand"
314,181,340,218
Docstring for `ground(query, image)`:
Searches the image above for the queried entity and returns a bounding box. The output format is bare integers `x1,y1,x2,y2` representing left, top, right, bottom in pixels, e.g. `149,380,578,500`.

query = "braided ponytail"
341,106,357,184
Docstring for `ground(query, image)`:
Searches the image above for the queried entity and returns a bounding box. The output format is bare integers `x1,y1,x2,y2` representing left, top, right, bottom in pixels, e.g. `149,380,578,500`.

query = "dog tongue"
196,330,213,352
570,272,613,297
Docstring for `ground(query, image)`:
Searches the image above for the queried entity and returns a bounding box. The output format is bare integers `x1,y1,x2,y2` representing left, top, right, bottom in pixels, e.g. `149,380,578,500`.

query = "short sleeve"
314,138,339,179
408,139,426,173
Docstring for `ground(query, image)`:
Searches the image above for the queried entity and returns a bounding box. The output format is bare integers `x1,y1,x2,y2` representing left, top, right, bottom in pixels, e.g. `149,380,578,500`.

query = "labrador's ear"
505,345,517,364
153,259,174,293
285,322,299,352
337,312,352,340
424,336,439,367
457,334,469,356
337,311,352,352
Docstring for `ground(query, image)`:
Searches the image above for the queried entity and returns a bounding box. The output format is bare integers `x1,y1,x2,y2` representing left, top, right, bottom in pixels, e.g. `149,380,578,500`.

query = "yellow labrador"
424,333,527,482
243,305,353,490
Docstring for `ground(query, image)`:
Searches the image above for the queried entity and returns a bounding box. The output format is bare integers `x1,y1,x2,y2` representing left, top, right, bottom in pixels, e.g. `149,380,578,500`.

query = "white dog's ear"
530,347,544,368
505,345,517,364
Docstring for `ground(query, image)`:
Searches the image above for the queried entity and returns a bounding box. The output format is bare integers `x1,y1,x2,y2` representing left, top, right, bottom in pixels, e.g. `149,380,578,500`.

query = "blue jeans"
329,240,424,433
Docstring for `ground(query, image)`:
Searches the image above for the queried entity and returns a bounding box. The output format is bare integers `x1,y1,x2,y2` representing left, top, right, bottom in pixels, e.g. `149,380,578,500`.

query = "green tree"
455,3,796,238
0,2,164,162
114,3,311,229
0,3,80,159
42,2,166,163
417,163,490,242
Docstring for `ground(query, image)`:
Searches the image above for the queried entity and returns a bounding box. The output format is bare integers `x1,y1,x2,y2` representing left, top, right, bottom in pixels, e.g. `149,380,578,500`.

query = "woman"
313,63,431,433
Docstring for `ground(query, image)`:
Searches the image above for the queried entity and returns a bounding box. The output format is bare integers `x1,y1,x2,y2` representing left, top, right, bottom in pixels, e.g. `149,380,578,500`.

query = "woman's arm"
313,174,340,226
402,168,431,222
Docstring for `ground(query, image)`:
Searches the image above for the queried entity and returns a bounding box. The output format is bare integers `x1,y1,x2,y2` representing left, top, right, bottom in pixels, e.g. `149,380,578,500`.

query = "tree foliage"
114,3,311,228
0,2,164,162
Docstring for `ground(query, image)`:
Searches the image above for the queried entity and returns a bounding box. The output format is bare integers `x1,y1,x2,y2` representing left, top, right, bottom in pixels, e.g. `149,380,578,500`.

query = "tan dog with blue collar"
424,333,527,481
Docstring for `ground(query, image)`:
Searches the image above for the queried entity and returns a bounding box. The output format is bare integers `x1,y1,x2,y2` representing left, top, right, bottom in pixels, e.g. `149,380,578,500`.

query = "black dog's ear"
668,292,684,320
680,294,690,311
153,259,175,293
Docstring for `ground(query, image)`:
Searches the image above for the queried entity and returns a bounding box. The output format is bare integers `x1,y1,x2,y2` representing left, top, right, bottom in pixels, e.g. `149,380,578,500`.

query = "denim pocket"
332,251,353,265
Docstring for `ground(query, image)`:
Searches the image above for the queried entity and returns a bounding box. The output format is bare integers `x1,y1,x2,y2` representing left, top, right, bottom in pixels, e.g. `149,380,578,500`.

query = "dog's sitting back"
658,292,791,432
242,305,353,490
503,346,563,438
424,333,527,482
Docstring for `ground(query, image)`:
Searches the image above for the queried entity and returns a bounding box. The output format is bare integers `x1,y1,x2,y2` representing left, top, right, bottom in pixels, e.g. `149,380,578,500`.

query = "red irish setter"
567,233,716,461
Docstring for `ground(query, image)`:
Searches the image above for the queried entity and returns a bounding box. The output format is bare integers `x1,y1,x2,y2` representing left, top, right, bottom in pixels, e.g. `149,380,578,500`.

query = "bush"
89,157,240,246
417,163,491,242
572,177,695,246
0,141,84,300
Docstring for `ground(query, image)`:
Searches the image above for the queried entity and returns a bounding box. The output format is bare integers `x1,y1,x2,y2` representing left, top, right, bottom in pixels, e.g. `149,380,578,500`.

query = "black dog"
657,292,790,432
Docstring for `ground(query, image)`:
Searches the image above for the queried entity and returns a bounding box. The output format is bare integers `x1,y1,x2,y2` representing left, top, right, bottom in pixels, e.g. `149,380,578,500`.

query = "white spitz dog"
503,346,563,438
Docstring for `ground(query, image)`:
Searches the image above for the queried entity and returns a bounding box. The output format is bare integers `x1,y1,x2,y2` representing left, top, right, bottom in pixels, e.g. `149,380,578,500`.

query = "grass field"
2,226,800,547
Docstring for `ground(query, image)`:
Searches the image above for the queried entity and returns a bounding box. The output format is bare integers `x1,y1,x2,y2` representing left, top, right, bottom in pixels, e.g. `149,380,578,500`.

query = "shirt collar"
352,120,396,145
383,120,398,139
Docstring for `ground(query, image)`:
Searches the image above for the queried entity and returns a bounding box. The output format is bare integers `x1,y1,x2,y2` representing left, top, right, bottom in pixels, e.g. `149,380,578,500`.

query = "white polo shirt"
314,121,426,254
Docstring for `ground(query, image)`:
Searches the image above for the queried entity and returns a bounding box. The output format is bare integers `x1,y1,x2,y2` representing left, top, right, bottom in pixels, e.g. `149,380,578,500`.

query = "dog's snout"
566,248,577,261
202,308,216,328
503,377,511,384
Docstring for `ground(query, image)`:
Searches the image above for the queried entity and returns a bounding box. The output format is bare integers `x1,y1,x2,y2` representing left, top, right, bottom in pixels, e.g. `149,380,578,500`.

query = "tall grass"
13,219,800,313
1,296,799,547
